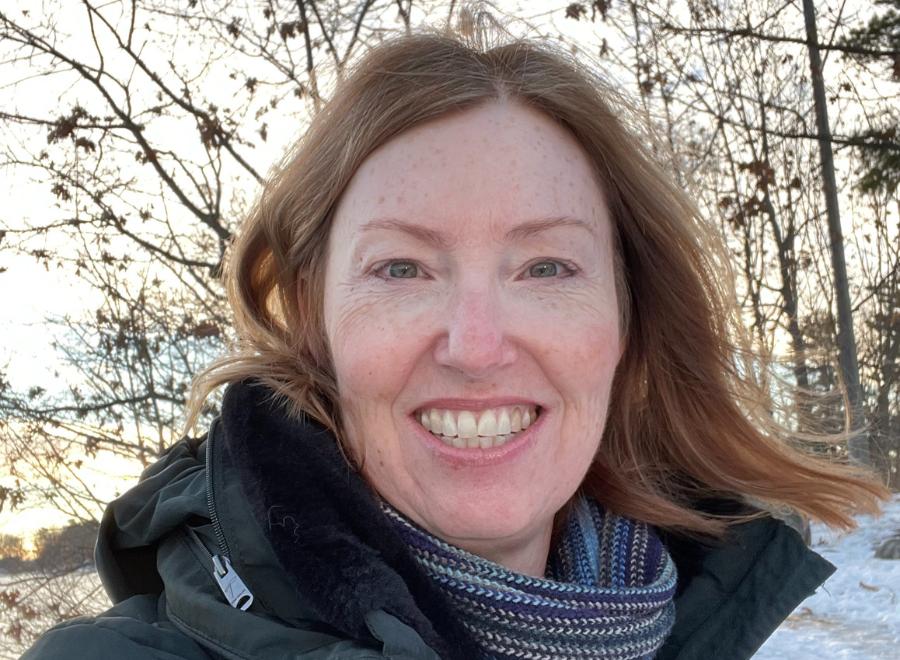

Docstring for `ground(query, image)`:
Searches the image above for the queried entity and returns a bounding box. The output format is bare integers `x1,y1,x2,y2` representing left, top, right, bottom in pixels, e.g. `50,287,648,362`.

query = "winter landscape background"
2,0,898,657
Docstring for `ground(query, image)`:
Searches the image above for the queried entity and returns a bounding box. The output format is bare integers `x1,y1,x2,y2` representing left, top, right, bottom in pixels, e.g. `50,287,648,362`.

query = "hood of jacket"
93,380,836,659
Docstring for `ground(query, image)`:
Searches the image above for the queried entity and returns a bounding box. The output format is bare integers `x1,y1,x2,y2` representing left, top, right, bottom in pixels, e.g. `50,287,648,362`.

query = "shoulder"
658,509,835,660
20,594,213,660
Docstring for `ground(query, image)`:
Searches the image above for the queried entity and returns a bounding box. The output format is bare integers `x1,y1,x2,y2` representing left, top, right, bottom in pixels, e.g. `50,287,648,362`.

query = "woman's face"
322,101,622,566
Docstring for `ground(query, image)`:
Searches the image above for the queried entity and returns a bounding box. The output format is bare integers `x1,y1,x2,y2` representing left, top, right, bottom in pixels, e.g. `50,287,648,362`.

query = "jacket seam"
167,606,250,660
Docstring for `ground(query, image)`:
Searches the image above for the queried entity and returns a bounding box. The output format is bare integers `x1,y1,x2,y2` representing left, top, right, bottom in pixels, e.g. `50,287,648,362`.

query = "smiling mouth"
413,405,543,449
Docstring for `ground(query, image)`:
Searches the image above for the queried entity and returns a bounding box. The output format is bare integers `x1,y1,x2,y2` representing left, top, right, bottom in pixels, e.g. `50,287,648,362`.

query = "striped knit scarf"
382,495,677,659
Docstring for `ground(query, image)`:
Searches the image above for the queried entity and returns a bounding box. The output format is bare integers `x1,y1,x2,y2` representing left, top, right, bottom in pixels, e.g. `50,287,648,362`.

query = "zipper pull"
211,554,254,611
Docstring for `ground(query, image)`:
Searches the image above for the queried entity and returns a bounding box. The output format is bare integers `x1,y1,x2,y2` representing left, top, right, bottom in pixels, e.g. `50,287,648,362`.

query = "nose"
433,283,517,379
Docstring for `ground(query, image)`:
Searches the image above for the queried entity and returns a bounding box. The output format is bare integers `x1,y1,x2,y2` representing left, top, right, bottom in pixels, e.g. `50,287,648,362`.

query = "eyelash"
370,258,580,281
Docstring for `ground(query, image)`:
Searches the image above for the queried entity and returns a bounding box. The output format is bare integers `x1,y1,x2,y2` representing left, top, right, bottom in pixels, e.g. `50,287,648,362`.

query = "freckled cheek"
330,336,405,462
329,302,433,407
539,318,620,404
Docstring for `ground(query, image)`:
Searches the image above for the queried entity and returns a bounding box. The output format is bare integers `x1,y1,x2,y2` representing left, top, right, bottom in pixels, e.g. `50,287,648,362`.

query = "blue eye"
527,260,576,278
528,261,559,278
379,261,419,279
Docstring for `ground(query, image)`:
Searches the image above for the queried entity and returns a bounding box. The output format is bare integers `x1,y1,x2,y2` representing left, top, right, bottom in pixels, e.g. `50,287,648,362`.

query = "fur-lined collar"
219,381,481,659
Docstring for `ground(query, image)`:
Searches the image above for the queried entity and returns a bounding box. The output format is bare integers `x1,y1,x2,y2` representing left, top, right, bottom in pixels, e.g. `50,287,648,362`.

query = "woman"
24,20,887,660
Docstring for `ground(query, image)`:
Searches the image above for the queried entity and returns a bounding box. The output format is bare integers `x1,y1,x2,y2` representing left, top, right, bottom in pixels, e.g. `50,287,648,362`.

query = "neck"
449,522,554,577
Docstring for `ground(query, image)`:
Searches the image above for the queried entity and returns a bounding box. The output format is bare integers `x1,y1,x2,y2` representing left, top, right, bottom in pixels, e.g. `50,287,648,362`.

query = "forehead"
331,101,610,245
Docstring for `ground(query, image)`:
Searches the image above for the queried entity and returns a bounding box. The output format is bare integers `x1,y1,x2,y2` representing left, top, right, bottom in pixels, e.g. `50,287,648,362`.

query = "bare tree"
578,0,897,451
801,0,869,465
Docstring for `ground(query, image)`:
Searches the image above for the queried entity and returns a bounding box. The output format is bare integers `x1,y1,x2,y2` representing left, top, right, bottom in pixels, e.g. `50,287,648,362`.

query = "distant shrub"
33,521,99,573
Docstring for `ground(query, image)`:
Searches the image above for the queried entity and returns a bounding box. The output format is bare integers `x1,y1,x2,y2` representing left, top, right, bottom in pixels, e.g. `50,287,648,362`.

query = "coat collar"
216,380,481,659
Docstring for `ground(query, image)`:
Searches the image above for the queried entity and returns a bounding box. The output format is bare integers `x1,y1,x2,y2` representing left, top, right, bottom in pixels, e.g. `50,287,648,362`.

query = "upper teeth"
417,405,538,438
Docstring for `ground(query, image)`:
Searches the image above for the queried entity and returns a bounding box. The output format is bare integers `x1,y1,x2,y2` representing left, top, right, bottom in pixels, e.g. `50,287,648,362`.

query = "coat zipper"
205,421,231,556
189,423,254,611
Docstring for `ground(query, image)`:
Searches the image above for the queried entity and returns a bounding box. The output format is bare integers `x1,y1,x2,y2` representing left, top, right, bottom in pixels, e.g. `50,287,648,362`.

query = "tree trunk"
801,0,870,466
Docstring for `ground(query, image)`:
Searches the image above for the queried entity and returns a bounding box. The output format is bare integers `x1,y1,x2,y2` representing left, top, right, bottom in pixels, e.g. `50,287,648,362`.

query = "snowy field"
756,494,900,659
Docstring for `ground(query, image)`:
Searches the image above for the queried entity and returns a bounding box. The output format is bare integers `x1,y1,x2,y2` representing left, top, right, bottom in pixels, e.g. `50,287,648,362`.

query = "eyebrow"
357,216,596,250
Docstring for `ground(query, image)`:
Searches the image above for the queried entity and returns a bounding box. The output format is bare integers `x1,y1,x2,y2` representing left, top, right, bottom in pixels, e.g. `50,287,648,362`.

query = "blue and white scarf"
382,495,677,659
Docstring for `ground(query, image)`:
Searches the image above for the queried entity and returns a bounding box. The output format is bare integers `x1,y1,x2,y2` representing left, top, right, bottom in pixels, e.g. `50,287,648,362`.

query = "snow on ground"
755,494,900,659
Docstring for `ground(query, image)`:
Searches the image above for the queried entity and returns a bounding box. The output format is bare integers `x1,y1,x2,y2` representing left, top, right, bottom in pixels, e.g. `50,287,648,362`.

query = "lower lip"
407,409,546,468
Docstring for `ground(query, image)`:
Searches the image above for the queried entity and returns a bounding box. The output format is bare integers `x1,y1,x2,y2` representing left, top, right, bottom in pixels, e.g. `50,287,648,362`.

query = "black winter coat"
23,380,836,659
